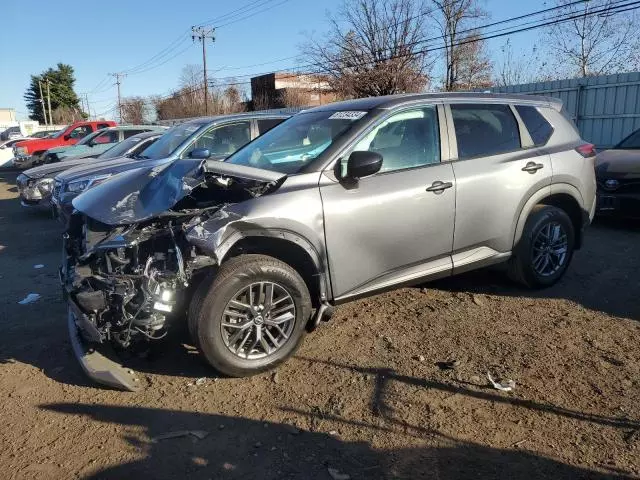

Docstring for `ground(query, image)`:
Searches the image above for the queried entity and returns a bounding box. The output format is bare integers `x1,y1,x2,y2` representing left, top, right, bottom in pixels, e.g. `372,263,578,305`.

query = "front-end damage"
61,160,286,390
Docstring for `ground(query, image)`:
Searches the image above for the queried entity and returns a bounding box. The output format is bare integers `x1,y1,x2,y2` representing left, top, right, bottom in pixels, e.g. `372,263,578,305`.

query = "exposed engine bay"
61,161,283,351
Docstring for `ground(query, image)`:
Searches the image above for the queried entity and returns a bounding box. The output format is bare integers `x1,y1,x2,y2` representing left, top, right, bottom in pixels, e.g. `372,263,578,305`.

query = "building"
250,73,336,110
0,108,16,123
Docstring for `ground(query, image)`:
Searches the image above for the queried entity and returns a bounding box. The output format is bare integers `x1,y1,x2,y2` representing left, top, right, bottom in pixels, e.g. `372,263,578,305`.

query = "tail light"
575,143,596,158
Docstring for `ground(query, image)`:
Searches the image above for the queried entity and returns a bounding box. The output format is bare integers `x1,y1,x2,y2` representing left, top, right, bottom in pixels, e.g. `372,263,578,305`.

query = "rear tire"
508,205,575,288
190,254,311,377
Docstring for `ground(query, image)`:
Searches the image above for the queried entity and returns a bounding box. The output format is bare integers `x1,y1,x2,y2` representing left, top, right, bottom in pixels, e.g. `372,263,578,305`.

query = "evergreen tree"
24,63,85,123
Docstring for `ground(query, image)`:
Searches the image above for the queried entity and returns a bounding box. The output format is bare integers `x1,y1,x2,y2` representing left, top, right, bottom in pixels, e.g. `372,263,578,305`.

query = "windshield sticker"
329,111,367,120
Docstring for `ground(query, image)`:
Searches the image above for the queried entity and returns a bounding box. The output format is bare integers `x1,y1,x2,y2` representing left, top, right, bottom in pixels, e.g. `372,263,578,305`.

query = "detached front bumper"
66,301,142,392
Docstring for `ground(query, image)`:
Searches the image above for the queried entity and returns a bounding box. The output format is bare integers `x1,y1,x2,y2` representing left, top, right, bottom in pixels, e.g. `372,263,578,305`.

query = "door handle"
426,181,453,194
522,162,544,174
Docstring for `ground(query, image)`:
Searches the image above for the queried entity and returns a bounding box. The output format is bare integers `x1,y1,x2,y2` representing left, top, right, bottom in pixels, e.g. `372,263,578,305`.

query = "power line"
193,0,283,28
215,0,291,28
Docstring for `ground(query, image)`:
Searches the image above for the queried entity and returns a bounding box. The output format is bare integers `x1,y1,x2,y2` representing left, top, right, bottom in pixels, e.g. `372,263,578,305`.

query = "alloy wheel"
532,221,568,277
221,281,296,360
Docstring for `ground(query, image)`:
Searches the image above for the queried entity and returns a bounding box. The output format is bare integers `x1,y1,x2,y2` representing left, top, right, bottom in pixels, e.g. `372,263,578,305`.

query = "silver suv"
62,93,596,390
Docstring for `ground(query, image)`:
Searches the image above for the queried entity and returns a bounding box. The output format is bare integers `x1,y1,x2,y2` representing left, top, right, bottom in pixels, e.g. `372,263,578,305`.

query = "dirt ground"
0,171,638,480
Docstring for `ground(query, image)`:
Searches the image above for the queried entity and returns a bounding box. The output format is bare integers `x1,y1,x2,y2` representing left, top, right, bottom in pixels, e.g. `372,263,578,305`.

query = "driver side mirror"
344,151,383,181
189,148,210,159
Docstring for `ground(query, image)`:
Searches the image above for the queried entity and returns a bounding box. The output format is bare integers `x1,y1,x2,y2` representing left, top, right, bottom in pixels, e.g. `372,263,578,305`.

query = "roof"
127,130,164,139
308,92,563,112
180,111,295,126
104,125,166,131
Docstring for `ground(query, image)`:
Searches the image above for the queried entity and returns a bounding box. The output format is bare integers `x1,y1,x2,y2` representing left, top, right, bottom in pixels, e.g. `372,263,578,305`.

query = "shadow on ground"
42,402,629,480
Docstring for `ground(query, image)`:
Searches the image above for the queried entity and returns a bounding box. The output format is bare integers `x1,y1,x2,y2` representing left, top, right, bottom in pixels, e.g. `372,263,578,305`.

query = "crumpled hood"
72,159,286,226
23,157,92,179
595,149,640,178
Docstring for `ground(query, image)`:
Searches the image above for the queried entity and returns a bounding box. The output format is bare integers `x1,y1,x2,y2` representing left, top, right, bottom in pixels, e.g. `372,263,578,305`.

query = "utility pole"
38,79,48,125
110,73,126,122
81,93,91,120
45,78,53,126
191,26,215,115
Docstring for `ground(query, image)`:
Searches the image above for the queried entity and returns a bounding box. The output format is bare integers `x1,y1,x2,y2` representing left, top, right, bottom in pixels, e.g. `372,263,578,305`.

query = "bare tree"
51,105,83,124
494,39,551,87
546,0,640,77
431,0,489,91
121,96,146,124
452,33,492,90
304,0,432,98
280,88,311,107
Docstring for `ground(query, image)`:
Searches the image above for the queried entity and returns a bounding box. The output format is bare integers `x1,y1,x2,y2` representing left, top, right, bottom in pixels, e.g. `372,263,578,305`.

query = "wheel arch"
216,231,330,307
514,184,586,250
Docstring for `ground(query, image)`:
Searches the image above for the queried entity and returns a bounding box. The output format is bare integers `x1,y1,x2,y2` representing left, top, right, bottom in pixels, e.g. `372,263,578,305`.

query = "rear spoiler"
546,97,563,112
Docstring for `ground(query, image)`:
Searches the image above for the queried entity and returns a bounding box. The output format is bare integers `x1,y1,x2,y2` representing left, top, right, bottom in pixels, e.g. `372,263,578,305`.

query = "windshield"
137,122,205,160
616,129,640,149
98,135,149,160
226,111,365,174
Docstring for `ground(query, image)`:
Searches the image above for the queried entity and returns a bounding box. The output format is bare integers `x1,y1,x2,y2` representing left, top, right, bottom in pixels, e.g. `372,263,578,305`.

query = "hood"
72,159,287,226
56,156,147,183
595,149,640,178
23,157,91,179
48,144,76,154
15,138,60,150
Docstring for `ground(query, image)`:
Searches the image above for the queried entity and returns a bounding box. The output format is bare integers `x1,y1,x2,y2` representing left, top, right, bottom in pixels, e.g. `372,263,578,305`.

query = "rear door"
320,104,456,300
447,103,552,269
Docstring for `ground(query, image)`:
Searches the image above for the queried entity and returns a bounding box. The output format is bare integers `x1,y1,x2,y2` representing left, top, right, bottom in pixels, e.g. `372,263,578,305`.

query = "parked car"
42,125,166,164
13,120,116,168
52,112,290,226
60,94,596,391
29,130,60,139
15,131,164,207
1,126,23,141
0,138,29,167
595,126,640,218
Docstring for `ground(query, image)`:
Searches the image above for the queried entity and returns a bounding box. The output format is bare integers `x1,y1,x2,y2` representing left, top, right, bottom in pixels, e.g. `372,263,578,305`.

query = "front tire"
190,254,311,377
508,205,575,288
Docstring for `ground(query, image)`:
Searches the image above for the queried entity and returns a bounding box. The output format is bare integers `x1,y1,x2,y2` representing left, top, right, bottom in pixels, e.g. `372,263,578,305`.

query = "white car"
0,138,28,167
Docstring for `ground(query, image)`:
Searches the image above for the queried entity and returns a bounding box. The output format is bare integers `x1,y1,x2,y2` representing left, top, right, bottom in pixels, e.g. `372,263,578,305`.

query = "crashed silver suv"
62,94,596,390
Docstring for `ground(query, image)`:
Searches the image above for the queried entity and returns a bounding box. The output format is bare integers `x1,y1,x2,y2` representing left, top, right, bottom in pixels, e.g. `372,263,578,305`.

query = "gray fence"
489,71,640,149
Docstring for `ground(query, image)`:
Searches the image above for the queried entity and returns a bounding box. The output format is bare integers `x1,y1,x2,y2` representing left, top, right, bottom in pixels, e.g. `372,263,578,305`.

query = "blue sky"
1,0,538,120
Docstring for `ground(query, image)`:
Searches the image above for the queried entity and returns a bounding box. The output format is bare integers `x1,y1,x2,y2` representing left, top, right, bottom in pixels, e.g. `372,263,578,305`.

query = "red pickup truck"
13,120,117,168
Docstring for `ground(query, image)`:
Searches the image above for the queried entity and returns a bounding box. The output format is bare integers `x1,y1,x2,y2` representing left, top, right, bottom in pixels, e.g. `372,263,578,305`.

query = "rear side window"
257,118,284,135
515,105,554,146
123,129,145,139
451,104,521,159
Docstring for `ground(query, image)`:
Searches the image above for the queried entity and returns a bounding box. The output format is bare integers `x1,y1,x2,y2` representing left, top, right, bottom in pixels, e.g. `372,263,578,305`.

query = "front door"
320,105,456,300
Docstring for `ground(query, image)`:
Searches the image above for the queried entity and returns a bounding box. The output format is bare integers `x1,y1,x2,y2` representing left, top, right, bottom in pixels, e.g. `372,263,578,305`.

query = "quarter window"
350,106,440,173
451,104,521,159
515,105,554,146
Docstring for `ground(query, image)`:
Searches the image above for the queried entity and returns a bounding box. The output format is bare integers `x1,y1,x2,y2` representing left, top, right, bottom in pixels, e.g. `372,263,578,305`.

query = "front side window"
138,121,206,160
227,111,363,174
616,128,640,149
349,106,440,173
189,121,251,156
69,125,93,139
92,130,119,144
515,105,554,146
451,104,521,160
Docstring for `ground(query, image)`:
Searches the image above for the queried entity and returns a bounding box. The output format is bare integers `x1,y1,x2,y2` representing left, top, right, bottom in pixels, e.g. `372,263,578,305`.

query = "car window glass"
69,125,93,139
347,106,440,174
123,129,145,139
451,104,521,159
93,130,119,144
617,129,640,149
515,105,554,146
191,121,251,156
257,118,284,135
97,123,111,130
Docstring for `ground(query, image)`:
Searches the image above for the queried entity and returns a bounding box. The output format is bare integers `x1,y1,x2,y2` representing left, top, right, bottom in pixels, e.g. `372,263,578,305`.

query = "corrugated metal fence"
489,71,640,148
